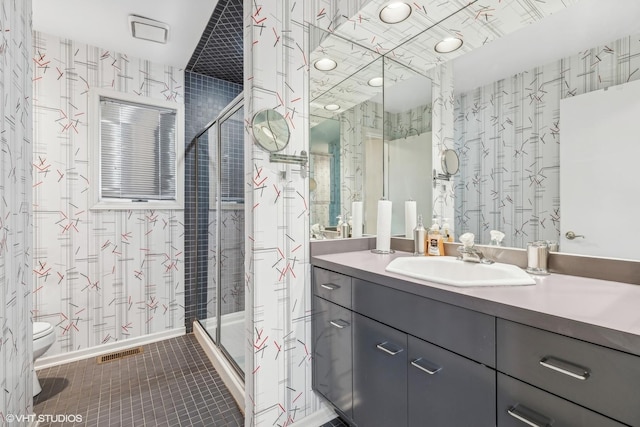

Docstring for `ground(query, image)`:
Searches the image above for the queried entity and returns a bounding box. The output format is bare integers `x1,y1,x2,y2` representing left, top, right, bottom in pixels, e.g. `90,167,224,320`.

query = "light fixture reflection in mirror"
314,57,338,71
434,37,463,53
368,77,384,87
379,2,412,24
251,109,290,153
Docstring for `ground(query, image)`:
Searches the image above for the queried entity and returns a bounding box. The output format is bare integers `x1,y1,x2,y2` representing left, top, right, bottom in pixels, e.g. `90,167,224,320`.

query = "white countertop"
312,250,640,356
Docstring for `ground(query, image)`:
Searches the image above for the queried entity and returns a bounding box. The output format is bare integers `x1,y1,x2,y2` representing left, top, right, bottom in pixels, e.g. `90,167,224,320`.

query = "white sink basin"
385,256,536,287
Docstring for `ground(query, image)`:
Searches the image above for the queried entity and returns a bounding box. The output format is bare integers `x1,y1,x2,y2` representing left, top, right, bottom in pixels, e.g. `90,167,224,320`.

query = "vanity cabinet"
312,268,354,419
497,373,625,427
312,267,497,427
313,296,353,419
407,335,495,426
352,313,408,427
497,319,640,426
312,255,640,427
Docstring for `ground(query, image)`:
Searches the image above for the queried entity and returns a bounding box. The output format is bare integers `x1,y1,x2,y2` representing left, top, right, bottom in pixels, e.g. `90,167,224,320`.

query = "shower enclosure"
194,93,245,377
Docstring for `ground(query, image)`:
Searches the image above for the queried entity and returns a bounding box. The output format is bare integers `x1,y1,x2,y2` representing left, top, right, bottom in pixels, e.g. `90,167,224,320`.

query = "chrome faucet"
457,245,493,264
457,232,494,264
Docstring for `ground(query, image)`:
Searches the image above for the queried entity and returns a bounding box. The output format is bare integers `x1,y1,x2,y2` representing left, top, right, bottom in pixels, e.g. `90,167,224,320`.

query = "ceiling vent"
129,15,169,44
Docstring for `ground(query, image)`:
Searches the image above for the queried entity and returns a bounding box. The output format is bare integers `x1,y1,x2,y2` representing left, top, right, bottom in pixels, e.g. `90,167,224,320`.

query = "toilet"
33,322,56,396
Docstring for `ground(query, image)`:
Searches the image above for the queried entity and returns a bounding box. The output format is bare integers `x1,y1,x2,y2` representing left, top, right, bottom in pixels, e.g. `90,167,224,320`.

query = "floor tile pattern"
34,334,243,426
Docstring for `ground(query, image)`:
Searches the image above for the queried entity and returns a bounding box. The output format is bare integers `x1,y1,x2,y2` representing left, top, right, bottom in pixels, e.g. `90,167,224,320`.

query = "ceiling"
32,0,244,84
310,0,640,119
32,0,640,93
452,0,640,93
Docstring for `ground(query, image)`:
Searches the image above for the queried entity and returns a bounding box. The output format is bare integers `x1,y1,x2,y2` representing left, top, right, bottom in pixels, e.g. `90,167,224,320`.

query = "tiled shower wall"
454,33,640,248
184,71,242,328
32,32,185,357
1,0,33,418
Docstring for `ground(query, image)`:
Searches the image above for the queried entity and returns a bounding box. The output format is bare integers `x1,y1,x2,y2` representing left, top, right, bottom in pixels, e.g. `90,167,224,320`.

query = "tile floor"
34,334,243,426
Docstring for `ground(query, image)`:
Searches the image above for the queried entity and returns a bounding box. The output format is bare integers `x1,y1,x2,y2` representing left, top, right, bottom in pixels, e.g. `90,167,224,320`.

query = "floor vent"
97,347,144,364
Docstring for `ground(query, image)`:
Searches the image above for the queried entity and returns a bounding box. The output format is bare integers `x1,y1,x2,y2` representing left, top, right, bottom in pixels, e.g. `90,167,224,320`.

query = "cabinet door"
353,313,408,427
313,296,353,418
408,336,496,427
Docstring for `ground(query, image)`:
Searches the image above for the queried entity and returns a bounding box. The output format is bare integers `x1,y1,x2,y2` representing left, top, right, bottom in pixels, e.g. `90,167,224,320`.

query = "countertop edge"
311,253,640,357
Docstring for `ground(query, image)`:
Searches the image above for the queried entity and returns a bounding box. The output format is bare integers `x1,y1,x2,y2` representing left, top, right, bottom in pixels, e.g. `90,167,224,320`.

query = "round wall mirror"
251,109,290,153
441,149,460,176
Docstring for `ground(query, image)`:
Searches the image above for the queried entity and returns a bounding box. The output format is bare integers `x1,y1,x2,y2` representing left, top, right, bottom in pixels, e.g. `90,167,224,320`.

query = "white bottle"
441,218,454,243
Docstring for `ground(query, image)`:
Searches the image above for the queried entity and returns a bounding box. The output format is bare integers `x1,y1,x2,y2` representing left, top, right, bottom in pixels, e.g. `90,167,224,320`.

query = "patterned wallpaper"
454,33,640,248
244,1,354,424
32,32,185,357
1,0,34,419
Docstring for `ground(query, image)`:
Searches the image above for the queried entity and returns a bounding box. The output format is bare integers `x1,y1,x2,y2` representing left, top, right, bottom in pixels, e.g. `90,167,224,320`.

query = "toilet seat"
33,322,54,340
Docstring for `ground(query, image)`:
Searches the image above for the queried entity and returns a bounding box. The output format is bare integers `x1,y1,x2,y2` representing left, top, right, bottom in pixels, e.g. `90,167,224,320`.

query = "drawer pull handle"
329,319,349,329
321,283,339,291
539,356,590,380
376,341,403,356
411,358,442,375
507,405,552,427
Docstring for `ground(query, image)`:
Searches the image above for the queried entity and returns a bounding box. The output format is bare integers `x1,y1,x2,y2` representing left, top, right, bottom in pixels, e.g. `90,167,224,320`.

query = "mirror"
308,0,640,260
441,149,459,176
309,24,434,237
251,109,290,153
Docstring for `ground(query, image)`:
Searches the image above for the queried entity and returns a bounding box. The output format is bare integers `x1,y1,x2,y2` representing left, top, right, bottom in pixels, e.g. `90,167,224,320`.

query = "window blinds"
100,98,177,200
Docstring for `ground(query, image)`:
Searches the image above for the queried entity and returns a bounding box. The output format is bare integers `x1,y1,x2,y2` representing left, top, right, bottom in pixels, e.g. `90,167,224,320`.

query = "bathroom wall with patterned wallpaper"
1,0,34,418
32,32,185,357
244,1,355,424
454,33,640,249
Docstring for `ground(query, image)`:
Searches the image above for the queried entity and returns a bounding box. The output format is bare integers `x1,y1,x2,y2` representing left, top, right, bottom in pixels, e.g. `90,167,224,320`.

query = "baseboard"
193,321,245,412
293,406,337,427
35,327,186,370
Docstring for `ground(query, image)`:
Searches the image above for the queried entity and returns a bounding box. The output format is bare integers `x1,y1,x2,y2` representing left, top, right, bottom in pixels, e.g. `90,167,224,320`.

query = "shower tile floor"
33,334,243,426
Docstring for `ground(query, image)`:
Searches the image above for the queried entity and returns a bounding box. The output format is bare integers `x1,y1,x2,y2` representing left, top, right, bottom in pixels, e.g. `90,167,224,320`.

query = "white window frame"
89,87,184,210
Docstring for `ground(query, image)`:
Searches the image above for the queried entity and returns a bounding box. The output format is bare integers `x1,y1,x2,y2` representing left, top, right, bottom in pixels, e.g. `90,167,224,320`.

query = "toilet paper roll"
352,201,363,238
404,200,417,238
376,199,392,252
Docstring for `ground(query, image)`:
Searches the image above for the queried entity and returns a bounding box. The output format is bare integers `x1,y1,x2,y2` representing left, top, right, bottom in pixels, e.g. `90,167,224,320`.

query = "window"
90,88,184,209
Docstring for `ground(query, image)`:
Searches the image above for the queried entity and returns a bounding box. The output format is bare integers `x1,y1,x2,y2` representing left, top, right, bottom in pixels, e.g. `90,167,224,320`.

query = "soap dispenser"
426,218,444,256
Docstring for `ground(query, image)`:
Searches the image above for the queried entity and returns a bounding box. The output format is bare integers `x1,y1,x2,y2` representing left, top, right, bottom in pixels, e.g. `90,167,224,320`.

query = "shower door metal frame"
195,92,245,380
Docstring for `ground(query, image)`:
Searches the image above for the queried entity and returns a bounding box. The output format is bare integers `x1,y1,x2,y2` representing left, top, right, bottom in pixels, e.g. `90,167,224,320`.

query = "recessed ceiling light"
314,58,338,71
129,15,169,44
324,104,340,111
379,2,412,24
368,77,384,87
434,37,463,53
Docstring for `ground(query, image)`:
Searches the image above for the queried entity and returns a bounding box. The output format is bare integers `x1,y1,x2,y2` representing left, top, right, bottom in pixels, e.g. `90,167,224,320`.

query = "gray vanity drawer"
313,267,352,308
497,319,640,426
352,278,495,366
497,373,624,427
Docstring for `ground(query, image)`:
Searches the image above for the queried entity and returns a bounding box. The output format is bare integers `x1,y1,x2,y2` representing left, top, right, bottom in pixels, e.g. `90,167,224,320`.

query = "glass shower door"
214,103,245,374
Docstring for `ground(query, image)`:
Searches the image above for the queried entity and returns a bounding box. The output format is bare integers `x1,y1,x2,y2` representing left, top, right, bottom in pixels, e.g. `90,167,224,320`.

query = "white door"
560,79,640,260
